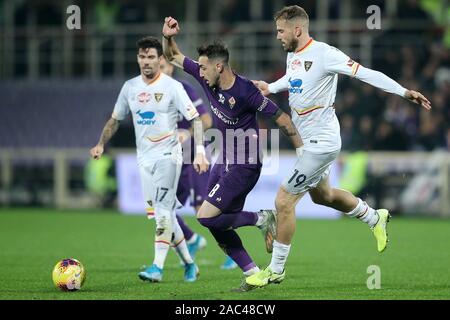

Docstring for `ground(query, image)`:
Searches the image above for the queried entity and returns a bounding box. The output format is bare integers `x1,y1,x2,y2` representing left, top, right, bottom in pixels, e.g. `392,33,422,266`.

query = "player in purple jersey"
161,56,238,270
160,56,211,261
162,17,304,290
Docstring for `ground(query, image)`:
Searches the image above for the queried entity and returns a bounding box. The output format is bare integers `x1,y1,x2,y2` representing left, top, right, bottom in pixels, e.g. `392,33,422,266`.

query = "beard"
284,38,299,53
142,67,155,78
208,75,220,89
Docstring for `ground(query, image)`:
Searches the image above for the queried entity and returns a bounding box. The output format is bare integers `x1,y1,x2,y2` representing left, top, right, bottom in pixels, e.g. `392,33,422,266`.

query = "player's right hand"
193,153,210,174
252,80,270,96
163,16,180,38
90,144,104,160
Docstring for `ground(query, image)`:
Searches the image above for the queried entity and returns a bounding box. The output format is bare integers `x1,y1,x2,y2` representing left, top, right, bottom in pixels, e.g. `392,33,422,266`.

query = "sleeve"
172,81,200,121
352,66,407,97
324,46,407,97
182,57,204,84
247,82,279,117
112,82,130,120
268,74,289,94
182,82,208,115
323,46,361,77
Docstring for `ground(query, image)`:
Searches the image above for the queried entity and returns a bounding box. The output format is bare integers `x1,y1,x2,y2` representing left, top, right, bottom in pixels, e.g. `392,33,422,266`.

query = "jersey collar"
295,38,314,54
141,72,162,86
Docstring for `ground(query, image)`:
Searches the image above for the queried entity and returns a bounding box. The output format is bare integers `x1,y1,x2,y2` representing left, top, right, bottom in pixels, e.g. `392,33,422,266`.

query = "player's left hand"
193,153,209,174
163,16,180,38
405,90,431,110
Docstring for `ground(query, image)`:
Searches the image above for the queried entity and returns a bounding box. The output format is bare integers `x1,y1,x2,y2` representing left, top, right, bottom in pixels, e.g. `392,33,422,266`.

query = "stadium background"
0,0,449,300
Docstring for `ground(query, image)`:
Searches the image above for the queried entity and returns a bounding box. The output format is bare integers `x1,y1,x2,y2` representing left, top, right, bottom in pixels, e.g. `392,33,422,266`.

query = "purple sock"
209,228,256,272
198,211,258,230
176,214,195,241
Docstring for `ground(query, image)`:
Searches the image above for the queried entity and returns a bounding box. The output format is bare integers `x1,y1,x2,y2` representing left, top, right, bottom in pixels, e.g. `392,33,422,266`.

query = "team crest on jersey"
228,96,236,109
154,93,163,102
137,92,151,104
304,61,313,72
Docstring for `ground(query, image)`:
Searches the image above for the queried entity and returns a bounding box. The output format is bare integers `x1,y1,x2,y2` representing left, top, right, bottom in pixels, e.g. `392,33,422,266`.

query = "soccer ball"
52,258,86,291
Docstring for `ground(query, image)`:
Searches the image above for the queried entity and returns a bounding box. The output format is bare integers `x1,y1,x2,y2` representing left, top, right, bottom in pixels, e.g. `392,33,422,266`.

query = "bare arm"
90,117,120,160
193,117,204,149
192,116,209,174
273,109,303,149
98,117,119,146
188,113,212,135
199,113,213,131
162,17,185,69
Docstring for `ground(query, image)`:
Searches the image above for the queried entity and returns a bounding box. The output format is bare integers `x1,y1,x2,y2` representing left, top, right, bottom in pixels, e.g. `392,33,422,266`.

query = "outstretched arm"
162,16,185,69
192,117,209,174
325,47,432,110
252,75,289,97
90,117,120,160
354,66,431,110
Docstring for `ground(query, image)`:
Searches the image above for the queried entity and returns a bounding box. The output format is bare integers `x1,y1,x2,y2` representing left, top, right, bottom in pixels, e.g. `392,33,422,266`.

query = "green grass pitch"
1,208,449,300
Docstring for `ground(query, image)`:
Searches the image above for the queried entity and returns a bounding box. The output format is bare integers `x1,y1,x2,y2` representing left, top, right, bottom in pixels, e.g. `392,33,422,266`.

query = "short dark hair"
197,40,229,64
274,5,309,23
136,36,163,56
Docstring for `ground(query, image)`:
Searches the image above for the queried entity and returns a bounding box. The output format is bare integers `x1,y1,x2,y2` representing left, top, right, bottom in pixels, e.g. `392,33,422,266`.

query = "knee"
311,190,334,205
196,208,206,219
197,216,212,228
196,201,220,219
275,195,294,215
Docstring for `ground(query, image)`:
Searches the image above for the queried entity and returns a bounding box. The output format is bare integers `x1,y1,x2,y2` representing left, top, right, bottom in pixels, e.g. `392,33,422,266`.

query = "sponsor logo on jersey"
257,97,269,111
137,92,151,104
218,93,225,104
304,61,313,72
154,93,163,102
136,110,156,125
347,59,355,67
228,96,236,109
288,78,304,94
291,59,302,70
210,104,239,125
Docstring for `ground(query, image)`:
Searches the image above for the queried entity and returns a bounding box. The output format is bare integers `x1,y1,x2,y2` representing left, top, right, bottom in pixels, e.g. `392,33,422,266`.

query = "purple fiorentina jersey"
183,57,279,165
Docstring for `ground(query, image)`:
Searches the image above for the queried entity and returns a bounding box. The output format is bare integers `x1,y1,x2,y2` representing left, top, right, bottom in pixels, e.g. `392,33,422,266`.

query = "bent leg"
310,177,379,227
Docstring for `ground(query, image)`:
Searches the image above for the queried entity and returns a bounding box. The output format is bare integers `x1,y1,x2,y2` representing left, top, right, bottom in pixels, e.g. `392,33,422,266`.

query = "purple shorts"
176,164,210,208
205,163,261,213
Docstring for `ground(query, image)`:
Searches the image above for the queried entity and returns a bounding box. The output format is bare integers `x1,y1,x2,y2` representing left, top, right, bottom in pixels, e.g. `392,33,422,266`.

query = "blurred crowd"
337,43,449,152
3,0,449,152
336,0,449,153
